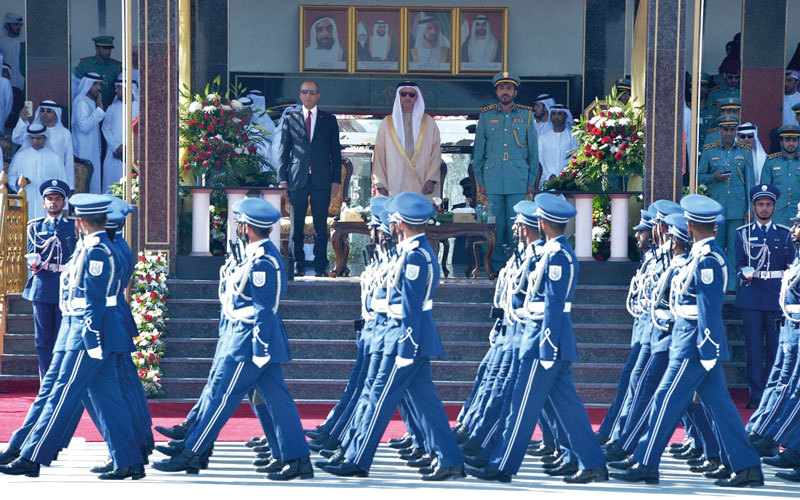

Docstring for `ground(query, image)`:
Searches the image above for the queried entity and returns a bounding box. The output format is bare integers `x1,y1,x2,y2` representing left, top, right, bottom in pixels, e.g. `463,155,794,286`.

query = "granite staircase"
1,278,748,405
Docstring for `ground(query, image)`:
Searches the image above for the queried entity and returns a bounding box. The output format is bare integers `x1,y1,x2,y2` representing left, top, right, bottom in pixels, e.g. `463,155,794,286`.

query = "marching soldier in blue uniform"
734,185,794,409
153,197,312,480
0,194,144,480
611,194,763,487
23,179,76,379
760,125,800,227
466,193,607,484
472,71,538,268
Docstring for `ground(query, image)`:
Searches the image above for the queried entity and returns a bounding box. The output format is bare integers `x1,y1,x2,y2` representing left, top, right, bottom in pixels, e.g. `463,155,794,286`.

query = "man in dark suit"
278,80,342,277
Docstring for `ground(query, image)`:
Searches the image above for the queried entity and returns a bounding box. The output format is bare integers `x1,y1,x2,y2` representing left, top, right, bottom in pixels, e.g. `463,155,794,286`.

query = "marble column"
642,0,687,205
740,0,786,152
137,0,179,268
26,0,71,113
190,0,228,92
582,0,627,110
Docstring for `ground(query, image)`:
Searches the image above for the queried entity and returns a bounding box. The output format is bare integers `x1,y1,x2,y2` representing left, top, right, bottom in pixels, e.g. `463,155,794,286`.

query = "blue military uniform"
734,185,794,406
473,72,538,266
759,125,800,227
23,180,77,379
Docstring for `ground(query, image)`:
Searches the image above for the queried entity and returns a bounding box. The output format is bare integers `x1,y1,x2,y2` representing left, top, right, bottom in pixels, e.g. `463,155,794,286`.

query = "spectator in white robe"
737,122,767,181
246,89,276,171
13,100,74,190
536,104,577,189
101,78,139,194
0,61,11,126
0,13,24,90
71,72,106,193
783,70,800,126
533,93,555,136
8,123,69,221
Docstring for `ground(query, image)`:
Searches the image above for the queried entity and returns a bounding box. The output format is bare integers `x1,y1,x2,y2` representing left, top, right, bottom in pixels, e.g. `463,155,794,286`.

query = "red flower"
214,99,221,106
139,255,147,262
248,145,257,153
220,119,226,126
631,125,637,131
595,152,603,159
609,131,616,138
216,146,221,152
182,165,190,170
230,152,237,159
214,161,221,169
242,133,249,142
220,109,226,117
601,136,611,144
203,112,209,119
617,112,624,118
614,151,624,160
132,172,138,179
145,274,152,282
202,160,209,167
137,352,143,358
594,254,605,261
620,143,629,151
161,296,167,303
188,119,195,127
144,313,153,322
220,155,228,163
631,135,639,142
150,291,158,299
212,118,219,125
572,169,578,177
581,160,587,166
571,154,576,159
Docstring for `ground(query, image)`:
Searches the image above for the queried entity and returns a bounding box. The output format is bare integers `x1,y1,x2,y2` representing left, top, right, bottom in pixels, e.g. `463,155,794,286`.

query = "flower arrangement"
178,76,276,187
109,171,139,205
591,197,612,261
130,251,169,397
543,167,580,191
568,87,645,191
209,203,228,256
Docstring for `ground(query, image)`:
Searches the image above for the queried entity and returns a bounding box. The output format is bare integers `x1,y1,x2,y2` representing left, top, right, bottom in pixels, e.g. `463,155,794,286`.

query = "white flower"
234,146,244,155
231,100,244,110
220,104,232,111
592,226,606,242
209,204,215,213
619,118,632,126
608,106,623,114
605,119,617,127
206,92,220,102
188,101,202,113
232,117,242,124
203,105,217,113
589,115,604,125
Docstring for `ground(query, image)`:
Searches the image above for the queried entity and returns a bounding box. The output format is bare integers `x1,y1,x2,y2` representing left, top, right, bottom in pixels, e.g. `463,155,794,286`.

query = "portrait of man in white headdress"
355,11,400,72
460,12,504,71
304,13,347,70
409,12,451,72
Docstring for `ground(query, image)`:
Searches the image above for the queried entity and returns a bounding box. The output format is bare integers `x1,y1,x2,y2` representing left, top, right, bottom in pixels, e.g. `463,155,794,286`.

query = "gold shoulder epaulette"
481,104,498,113
709,86,722,93
79,56,93,62
768,152,782,159
704,141,719,150
739,142,752,150
705,127,719,134
516,104,533,111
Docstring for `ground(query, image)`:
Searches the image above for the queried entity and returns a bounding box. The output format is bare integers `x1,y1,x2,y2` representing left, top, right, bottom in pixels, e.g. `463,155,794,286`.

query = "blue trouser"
463,343,506,430
458,344,497,424
469,347,520,448
749,343,798,433
597,342,642,439
184,361,308,461
761,361,800,442
320,339,367,435
612,343,651,439
344,355,462,470
486,359,605,475
619,350,670,453
117,353,154,450
541,398,570,456
246,389,282,460
341,351,383,448
399,396,427,450
21,349,141,468
32,301,61,380
740,309,781,401
330,348,373,442
487,193,526,265
685,402,721,459
633,357,760,471
9,351,67,450
185,334,229,426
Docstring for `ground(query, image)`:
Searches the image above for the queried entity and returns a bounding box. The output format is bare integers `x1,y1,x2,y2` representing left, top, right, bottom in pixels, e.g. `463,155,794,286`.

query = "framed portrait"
354,7,402,73
300,5,350,72
406,8,455,74
457,8,508,73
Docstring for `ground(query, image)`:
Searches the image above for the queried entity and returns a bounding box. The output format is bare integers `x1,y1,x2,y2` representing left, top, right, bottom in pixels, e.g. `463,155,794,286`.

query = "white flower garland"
130,251,170,397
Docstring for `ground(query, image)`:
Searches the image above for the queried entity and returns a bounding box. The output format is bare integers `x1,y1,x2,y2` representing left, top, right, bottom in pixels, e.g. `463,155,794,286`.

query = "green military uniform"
699,104,717,147
760,125,800,227
473,71,538,265
703,97,741,147
792,102,800,126
698,115,755,289
74,36,121,109
707,85,740,109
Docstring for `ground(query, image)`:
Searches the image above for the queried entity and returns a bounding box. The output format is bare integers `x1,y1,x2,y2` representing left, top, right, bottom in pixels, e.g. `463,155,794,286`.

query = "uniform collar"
245,238,269,258
86,230,104,238
754,220,772,232
398,233,425,252
691,236,715,256
47,214,63,224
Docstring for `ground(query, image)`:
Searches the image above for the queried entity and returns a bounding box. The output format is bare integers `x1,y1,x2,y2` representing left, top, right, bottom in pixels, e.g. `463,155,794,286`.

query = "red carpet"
0,381,754,444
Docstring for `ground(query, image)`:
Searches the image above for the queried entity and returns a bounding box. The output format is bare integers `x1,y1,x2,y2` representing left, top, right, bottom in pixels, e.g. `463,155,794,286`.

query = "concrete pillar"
26,0,71,115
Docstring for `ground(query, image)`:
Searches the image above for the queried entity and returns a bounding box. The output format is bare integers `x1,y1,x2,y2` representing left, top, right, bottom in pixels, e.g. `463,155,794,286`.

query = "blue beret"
39,179,69,199
238,197,280,229
513,200,538,227
750,184,779,203
650,199,683,221
680,194,723,224
664,213,690,242
70,193,111,216
386,192,435,225
534,193,576,224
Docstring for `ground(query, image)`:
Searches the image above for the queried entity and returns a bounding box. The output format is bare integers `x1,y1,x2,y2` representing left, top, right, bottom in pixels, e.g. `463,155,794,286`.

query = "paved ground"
0,440,796,498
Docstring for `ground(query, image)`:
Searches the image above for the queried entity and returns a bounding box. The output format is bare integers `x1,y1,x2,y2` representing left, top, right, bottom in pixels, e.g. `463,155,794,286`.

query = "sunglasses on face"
300,89,318,95
737,134,754,139
399,91,416,98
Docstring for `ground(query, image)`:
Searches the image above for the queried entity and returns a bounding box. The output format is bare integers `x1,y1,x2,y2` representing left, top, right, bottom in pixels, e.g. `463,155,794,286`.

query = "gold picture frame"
300,5,352,73
352,6,404,74
405,8,456,75
456,7,508,74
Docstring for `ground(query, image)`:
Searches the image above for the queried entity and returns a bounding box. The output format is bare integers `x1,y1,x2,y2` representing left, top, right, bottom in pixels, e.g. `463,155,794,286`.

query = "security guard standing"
473,71,538,268
75,36,122,109
703,97,742,147
23,179,76,379
698,114,755,289
707,59,741,105
734,185,794,409
760,125,800,227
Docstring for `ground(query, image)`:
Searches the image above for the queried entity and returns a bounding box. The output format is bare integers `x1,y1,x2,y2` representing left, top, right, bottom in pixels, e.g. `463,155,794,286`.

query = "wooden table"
329,220,497,279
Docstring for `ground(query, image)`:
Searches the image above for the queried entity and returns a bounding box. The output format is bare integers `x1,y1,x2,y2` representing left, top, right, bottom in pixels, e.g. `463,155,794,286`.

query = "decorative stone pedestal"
608,193,632,262
572,194,594,261
187,187,212,256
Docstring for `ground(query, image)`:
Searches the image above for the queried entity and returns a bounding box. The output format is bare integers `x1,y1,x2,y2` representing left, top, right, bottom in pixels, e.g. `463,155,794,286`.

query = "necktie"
761,224,767,234
305,111,312,140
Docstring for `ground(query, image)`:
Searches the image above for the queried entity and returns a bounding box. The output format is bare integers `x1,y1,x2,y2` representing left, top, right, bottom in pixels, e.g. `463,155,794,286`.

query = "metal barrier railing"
0,170,29,361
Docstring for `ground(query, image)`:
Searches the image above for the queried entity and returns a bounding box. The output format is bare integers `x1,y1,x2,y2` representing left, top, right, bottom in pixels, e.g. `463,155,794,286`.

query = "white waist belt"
654,309,671,321
526,302,572,314
388,300,433,316
675,304,698,316
785,305,800,314
372,298,388,312
756,271,783,279
230,305,255,320
43,263,66,273
70,296,118,309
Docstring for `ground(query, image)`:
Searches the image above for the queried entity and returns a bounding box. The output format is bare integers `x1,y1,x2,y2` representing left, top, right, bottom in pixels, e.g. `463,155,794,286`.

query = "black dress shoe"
776,468,800,482
608,455,636,470
453,426,471,445
686,455,707,467
255,458,284,473
0,457,40,477
704,465,732,479
399,447,426,461
98,464,146,480
689,458,721,473
152,449,201,474
763,448,800,468
253,457,272,467
155,441,185,457
388,433,411,446
389,435,412,449
527,443,555,457
610,463,659,484
309,435,340,452
315,271,327,278
465,464,511,482
669,439,690,451
668,442,691,456
267,456,314,481
323,458,369,477
253,444,270,454
542,455,565,469
595,432,610,446
256,451,271,459
463,452,489,468
459,440,483,458
294,265,306,277
714,465,764,487
752,436,779,457
319,447,340,459
0,448,20,465
673,447,703,461
408,454,434,468
544,461,579,477
315,448,345,469
564,465,609,484
90,458,115,473
246,436,266,448
305,431,321,440
421,464,466,481
540,451,562,464
154,422,189,440
604,444,629,462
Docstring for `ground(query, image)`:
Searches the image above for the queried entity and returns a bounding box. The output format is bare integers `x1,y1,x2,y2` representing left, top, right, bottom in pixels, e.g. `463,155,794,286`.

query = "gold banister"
0,170,28,365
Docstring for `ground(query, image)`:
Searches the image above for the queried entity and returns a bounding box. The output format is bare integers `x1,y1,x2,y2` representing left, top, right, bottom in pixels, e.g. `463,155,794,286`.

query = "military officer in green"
703,97,741,147
472,71,538,268
698,114,755,289
760,125,800,227
74,36,121,110
707,59,741,106
616,78,631,105
792,102,800,127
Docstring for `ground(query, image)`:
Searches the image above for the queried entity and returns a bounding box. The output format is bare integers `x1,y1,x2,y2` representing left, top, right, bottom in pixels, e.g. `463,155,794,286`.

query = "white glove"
489,331,497,346
395,356,414,368
87,347,103,360
252,355,271,368
540,360,554,370
700,358,717,371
